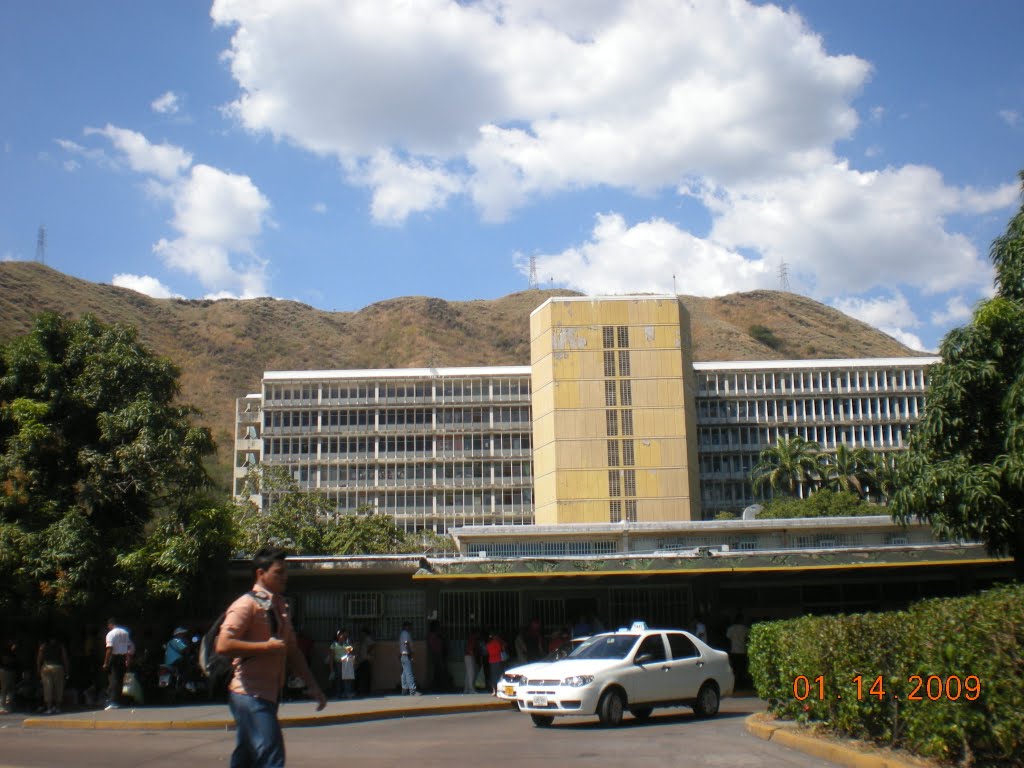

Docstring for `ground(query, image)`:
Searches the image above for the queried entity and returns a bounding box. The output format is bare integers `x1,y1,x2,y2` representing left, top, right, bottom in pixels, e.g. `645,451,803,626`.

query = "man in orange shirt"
217,546,326,768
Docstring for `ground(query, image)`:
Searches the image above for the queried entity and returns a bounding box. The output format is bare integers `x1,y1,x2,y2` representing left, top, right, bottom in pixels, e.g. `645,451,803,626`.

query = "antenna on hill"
528,256,539,289
777,258,791,292
36,225,46,265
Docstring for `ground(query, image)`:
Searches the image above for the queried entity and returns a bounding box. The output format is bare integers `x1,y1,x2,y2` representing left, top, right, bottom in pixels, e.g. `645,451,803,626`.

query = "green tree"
756,488,876,519
752,434,822,498
233,464,425,555
821,443,875,498
0,313,218,617
892,172,1024,580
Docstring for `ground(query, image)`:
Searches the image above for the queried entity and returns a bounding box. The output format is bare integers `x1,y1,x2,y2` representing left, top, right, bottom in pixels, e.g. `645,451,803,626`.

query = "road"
0,699,837,767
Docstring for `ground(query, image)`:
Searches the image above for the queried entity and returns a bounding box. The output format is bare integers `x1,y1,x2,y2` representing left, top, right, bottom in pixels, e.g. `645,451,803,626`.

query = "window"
607,441,620,467
609,500,622,523
618,351,631,376
621,410,633,436
625,499,637,523
608,470,621,497
619,380,632,406
617,326,629,348
667,633,698,659
602,326,615,348
622,439,634,466
604,351,616,377
605,380,617,406
606,410,618,436
636,634,666,662
624,469,636,496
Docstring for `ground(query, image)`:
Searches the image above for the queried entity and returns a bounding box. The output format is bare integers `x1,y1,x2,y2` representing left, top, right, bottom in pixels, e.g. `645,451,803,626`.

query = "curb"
23,699,512,731
745,715,932,768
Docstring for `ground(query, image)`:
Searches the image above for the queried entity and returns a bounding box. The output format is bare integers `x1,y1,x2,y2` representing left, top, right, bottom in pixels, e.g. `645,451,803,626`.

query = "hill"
0,262,922,488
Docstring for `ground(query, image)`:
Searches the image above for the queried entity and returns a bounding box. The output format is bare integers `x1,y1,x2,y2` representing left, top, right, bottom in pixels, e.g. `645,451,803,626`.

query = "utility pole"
36,225,47,264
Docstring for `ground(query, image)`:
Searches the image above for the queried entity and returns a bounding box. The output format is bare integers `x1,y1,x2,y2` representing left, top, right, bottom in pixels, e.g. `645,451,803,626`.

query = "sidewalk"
18,692,510,731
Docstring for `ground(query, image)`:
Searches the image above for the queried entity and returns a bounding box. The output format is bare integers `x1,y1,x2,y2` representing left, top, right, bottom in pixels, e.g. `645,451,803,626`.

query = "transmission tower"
528,256,539,289
36,225,47,264
777,258,791,292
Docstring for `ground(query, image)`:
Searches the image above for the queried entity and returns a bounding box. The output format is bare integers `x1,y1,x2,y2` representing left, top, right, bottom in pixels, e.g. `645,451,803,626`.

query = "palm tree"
867,451,900,505
752,434,822,498
822,443,875,498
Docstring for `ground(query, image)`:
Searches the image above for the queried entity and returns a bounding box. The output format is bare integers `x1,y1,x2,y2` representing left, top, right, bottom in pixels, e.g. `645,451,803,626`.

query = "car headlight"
503,673,523,684
561,675,594,687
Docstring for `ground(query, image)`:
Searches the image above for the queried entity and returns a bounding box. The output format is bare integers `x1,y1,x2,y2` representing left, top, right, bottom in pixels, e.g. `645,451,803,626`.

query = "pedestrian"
216,545,326,768
37,634,70,714
0,639,17,713
726,612,750,688
339,643,356,699
485,631,507,695
462,626,480,694
398,621,421,696
355,628,374,696
102,618,132,710
327,629,349,699
693,615,708,643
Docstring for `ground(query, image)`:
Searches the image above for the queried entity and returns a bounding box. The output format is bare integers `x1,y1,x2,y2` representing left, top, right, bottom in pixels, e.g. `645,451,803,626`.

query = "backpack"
200,591,278,685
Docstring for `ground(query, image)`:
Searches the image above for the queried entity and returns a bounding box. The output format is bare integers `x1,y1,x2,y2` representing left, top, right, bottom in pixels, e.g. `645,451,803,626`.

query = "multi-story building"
234,367,535,533
694,357,935,517
234,297,939,531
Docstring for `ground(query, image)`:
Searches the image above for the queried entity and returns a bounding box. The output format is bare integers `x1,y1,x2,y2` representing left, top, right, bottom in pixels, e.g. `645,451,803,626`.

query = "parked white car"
515,622,734,727
496,638,585,702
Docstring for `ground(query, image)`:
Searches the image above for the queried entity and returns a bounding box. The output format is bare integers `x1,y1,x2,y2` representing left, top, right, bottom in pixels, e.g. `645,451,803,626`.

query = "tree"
752,434,822,498
822,443,875,498
233,464,424,555
756,489,876,519
0,313,219,617
892,172,1024,580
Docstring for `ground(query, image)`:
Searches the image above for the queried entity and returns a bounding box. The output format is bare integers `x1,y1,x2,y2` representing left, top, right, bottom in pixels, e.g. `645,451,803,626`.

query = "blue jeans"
400,655,417,693
228,692,285,768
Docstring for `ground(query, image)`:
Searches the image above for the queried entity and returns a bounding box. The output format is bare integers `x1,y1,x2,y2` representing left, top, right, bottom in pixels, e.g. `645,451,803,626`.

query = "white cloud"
360,151,463,224
153,163,271,297
702,163,1003,297
212,0,868,221
312,202,327,214
85,124,192,181
870,106,885,122
151,91,181,115
65,125,273,298
112,273,182,299
930,295,974,326
831,293,926,352
528,212,769,296
999,109,1021,127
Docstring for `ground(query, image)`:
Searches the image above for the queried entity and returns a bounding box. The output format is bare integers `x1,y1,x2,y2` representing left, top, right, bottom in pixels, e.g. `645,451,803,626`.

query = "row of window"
696,396,925,422
262,432,533,458
697,367,929,395
265,378,531,403
264,406,532,429
697,424,911,451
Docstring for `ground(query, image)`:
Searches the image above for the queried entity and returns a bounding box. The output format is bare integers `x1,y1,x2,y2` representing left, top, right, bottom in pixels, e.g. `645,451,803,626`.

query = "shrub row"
748,584,1024,766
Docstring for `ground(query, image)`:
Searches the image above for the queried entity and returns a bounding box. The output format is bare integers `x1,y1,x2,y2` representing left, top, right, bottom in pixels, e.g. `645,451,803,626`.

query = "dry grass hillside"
0,262,922,487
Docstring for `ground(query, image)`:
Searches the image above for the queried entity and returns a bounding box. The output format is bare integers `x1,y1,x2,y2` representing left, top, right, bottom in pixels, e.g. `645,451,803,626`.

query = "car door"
664,632,707,700
622,632,671,703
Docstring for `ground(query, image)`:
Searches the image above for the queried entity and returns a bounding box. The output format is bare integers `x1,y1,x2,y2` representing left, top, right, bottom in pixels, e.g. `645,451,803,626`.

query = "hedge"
748,584,1024,766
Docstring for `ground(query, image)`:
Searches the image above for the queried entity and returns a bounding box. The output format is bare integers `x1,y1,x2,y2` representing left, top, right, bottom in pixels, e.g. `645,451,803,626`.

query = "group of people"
0,620,142,716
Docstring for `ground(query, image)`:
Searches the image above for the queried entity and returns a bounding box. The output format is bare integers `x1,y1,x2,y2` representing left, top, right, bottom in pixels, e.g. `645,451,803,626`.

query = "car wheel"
531,713,555,728
630,706,653,722
597,688,625,727
693,682,720,718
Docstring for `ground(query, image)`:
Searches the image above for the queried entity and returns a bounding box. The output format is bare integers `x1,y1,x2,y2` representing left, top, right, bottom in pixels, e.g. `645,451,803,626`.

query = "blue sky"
2,1,1022,352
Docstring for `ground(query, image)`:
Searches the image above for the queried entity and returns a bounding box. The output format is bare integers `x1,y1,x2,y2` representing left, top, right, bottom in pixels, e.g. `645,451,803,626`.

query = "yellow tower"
530,296,702,524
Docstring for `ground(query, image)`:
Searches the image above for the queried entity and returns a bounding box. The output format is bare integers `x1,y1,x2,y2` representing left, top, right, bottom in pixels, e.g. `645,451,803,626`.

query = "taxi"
516,622,734,727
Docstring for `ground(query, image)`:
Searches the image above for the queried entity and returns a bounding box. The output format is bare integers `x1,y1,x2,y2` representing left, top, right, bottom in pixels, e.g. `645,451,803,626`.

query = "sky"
1,1,1022,353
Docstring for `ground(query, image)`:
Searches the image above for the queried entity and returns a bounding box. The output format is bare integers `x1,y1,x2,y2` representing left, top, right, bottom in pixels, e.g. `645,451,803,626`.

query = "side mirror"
634,653,654,665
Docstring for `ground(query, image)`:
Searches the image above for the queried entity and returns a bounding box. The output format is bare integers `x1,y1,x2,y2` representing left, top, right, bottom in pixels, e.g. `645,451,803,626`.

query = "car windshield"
568,634,639,660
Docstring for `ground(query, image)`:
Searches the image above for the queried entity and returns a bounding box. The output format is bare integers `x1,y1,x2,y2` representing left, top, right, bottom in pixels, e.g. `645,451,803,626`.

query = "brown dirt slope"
0,262,923,485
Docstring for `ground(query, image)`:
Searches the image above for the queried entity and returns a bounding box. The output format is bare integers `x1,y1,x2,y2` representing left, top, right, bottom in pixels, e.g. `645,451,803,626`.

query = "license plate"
531,695,549,707
503,685,516,697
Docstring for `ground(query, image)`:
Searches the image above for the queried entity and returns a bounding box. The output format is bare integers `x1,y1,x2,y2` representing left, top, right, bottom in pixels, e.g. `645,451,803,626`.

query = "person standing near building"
216,546,326,768
37,635,70,714
398,622,420,696
102,618,132,710
462,626,480,694
355,628,374,697
726,612,750,688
